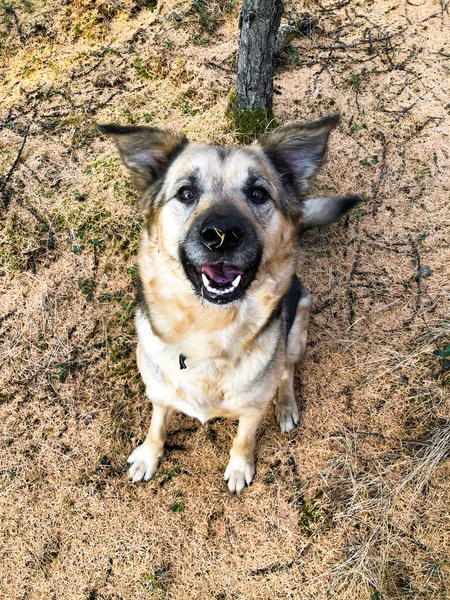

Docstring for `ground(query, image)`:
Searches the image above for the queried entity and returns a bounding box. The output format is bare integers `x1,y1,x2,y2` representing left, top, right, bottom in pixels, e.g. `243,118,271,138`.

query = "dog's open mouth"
183,260,257,305
201,264,243,296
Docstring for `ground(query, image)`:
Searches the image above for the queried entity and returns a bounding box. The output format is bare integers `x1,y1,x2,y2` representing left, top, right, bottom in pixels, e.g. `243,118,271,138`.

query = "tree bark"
236,0,284,112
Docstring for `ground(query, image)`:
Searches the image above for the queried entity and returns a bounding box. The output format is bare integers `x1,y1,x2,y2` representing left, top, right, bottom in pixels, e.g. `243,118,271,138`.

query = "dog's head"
99,116,359,305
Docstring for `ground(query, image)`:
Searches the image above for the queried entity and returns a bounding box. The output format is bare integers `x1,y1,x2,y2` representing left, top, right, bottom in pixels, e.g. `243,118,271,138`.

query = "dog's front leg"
224,412,264,493
127,403,174,482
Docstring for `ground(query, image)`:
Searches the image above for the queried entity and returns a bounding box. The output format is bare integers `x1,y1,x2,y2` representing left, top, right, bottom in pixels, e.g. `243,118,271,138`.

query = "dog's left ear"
98,124,188,190
260,114,340,194
300,195,361,230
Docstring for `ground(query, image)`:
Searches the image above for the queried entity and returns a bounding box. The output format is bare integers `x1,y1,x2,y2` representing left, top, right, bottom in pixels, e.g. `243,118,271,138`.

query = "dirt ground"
1,1,449,598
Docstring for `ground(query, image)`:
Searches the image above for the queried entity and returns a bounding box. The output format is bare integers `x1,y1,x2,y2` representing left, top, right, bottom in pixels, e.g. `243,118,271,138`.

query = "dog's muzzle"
181,207,261,305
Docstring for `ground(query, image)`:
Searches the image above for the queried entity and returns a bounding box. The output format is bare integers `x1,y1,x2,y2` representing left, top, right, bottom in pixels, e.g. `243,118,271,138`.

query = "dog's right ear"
98,125,188,190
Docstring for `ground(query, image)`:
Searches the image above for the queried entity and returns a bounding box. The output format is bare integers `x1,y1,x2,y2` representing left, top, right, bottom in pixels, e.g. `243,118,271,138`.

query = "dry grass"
1,0,449,598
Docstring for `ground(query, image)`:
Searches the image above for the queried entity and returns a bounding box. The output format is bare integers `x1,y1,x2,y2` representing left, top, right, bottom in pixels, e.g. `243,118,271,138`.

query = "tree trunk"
236,0,284,112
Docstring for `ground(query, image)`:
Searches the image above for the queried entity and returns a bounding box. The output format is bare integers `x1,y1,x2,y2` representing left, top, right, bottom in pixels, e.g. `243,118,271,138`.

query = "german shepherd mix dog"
99,115,359,493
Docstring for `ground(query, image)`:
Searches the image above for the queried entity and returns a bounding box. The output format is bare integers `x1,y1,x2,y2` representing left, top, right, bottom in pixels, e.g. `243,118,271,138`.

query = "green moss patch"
225,88,277,144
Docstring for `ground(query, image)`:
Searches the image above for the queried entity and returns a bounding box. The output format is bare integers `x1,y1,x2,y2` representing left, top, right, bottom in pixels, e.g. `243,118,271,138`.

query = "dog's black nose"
200,217,244,251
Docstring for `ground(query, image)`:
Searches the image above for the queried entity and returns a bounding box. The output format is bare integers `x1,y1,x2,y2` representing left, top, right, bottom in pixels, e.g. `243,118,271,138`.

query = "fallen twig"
314,29,406,51
205,60,234,73
381,98,420,120
314,0,351,14
371,132,387,215
347,241,363,325
15,197,50,230
71,55,106,79
3,3,25,42
404,116,444,143
0,309,17,325
250,543,312,576
330,429,432,447
0,124,30,209
403,234,422,327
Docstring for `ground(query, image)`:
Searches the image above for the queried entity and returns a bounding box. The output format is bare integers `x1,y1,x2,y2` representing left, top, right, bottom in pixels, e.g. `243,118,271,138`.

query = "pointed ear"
260,114,340,194
301,196,361,230
98,124,188,190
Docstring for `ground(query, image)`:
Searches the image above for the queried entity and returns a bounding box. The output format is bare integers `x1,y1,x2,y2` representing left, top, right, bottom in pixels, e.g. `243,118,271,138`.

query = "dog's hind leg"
127,403,174,482
224,411,265,493
275,288,311,433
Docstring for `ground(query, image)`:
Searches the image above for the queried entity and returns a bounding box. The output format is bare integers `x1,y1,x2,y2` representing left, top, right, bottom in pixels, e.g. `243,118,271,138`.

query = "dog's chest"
135,310,282,422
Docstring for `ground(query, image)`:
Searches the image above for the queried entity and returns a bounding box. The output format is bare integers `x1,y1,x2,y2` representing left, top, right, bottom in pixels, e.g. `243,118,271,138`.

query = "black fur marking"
339,195,361,215
216,147,231,161
258,301,283,338
283,275,303,337
255,276,306,344
243,276,306,391
135,272,167,341
136,272,149,318
152,141,189,184
244,341,281,392
98,124,154,136
262,149,300,216
179,354,187,370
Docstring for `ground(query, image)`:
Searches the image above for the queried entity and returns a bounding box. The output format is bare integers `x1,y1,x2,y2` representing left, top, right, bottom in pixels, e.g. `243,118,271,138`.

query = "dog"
99,115,359,493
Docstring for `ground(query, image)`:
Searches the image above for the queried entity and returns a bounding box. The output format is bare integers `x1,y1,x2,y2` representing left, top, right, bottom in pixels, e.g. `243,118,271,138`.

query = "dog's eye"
249,187,268,204
177,186,196,203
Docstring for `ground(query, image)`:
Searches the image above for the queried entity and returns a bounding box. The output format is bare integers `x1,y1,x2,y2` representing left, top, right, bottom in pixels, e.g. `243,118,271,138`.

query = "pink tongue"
202,263,244,284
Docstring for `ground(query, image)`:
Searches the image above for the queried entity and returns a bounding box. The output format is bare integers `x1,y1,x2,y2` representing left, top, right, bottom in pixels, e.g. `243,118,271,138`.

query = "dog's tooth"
204,278,237,296
231,275,241,288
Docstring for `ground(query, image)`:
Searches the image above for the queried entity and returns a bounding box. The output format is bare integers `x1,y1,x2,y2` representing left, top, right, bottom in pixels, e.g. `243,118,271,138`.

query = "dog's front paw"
224,456,255,494
275,401,299,433
127,443,161,483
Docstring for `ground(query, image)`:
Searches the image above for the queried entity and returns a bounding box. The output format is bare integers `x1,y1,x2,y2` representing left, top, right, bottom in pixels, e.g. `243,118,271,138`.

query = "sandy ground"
1,1,450,598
